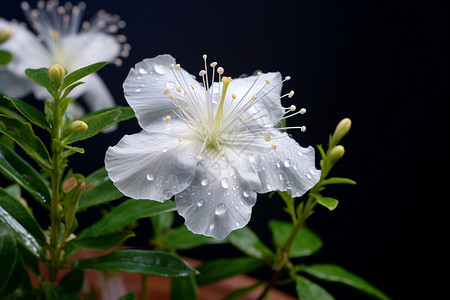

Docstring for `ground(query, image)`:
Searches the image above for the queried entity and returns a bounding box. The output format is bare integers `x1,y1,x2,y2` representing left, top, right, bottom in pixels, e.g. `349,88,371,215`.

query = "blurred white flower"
105,54,320,239
0,1,130,113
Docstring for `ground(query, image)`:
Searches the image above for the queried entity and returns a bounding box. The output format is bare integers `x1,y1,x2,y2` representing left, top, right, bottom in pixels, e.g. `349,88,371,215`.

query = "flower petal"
0,70,34,98
123,54,202,131
175,155,257,240
80,73,115,111
105,124,199,201
229,131,321,198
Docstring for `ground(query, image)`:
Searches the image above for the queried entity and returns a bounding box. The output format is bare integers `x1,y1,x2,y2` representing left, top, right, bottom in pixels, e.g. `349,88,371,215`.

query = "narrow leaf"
3,97,50,131
296,276,335,300
78,199,176,238
171,275,197,300
311,193,339,211
25,67,53,92
269,219,322,258
72,249,198,277
60,269,84,295
64,106,135,144
77,168,123,212
166,225,224,250
0,50,13,65
61,62,108,90
228,226,275,260
196,257,264,286
0,142,51,205
320,177,357,186
65,231,134,257
302,264,391,300
0,114,52,168
0,187,46,245
0,223,17,293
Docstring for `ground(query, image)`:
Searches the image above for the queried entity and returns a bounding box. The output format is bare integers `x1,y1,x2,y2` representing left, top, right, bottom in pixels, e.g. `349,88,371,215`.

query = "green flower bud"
331,118,352,146
70,120,88,133
48,63,65,88
329,145,345,165
0,27,12,44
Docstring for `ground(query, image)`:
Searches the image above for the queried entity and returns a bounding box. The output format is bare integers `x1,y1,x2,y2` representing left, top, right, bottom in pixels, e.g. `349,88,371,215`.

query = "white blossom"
105,54,320,239
0,1,129,113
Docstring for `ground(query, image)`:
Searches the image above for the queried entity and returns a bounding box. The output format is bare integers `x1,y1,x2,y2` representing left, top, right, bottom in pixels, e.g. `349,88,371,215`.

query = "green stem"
48,91,63,282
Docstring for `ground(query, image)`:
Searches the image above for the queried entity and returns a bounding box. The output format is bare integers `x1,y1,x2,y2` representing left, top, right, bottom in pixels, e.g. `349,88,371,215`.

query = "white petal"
123,54,202,131
0,70,34,98
230,131,321,198
105,125,199,201
175,156,257,240
227,72,285,126
80,73,115,111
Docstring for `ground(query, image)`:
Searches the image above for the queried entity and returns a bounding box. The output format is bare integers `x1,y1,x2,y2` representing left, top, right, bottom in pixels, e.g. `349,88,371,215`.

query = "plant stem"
48,92,63,282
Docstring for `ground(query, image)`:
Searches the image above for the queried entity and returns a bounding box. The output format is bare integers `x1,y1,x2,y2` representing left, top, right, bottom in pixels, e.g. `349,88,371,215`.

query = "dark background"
2,0,448,299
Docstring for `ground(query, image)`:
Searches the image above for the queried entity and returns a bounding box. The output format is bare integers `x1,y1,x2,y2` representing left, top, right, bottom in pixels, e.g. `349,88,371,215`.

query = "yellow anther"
196,155,203,161
175,64,181,70
176,86,182,93
169,94,175,100
265,79,270,84
252,94,257,100
271,143,277,149
232,93,237,100
178,137,183,143
163,88,170,95
210,62,217,67
191,84,195,90
164,116,171,123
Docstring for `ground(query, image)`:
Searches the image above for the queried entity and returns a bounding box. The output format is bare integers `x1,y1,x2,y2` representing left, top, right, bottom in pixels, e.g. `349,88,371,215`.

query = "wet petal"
81,73,115,111
105,124,199,201
175,155,257,240
123,54,202,131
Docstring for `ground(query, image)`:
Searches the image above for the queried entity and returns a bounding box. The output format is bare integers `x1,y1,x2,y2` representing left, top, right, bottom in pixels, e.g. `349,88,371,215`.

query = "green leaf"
296,276,335,300
77,168,123,212
0,187,46,245
2,97,50,131
25,67,53,93
0,223,17,293
269,219,322,258
165,225,224,250
78,199,176,238
311,193,339,211
118,292,136,300
59,269,84,295
72,249,198,277
320,177,357,186
196,257,264,286
61,62,108,90
228,226,275,260
61,82,84,100
0,253,26,296
222,281,264,300
0,114,52,168
171,275,197,300
302,264,391,300
65,231,134,257
0,50,13,66
64,106,135,144
0,143,51,205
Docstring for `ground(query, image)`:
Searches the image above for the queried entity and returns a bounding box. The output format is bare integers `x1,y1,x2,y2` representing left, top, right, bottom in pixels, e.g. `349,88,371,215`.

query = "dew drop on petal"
146,173,154,181
209,223,215,231
306,174,312,179
266,183,272,190
162,147,168,153
221,179,229,189
243,190,250,197
276,162,281,168
215,203,227,215
165,81,175,89
297,151,303,157
284,159,291,168
163,189,172,198
154,64,166,74
139,68,148,74
236,221,240,226
197,199,204,207
135,88,141,92
201,178,208,186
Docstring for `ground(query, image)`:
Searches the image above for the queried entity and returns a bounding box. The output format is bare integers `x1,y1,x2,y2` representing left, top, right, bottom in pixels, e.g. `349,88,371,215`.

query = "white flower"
105,54,321,239
0,1,129,112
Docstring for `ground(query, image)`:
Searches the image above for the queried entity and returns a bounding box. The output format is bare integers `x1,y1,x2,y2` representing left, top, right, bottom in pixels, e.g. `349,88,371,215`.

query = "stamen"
271,143,277,149
290,105,296,111
217,67,224,75
164,116,171,123
163,88,170,95
300,108,307,114
263,131,271,142
196,156,203,161
288,90,295,98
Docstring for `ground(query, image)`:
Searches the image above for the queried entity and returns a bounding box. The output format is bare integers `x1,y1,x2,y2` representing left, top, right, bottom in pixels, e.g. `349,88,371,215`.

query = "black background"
2,0,448,299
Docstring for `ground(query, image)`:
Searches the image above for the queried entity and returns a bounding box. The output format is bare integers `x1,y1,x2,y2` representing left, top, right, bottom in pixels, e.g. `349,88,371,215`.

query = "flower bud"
63,177,78,193
70,120,88,133
48,64,65,88
331,118,352,146
0,27,12,44
329,145,345,165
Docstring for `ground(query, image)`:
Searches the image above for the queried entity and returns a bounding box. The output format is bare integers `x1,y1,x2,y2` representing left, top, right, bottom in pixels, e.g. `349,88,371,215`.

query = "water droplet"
209,223,215,231
266,183,272,190
243,190,250,197
135,88,141,92
249,156,256,164
163,147,168,153
165,81,175,89
146,173,154,181
306,174,312,179
138,68,148,74
276,162,281,168
235,205,239,210
137,76,142,80
201,178,208,186
221,179,229,189
309,168,316,175
163,189,172,198
197,199,204,207
236,221,240,226
154,64,166,74
207,192,212,196
297,151,303,157
284,159,291,167
215,203,227,215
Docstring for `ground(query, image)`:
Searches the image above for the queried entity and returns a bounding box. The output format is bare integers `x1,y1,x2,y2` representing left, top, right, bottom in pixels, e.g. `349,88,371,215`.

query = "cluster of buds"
328,118,352,166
